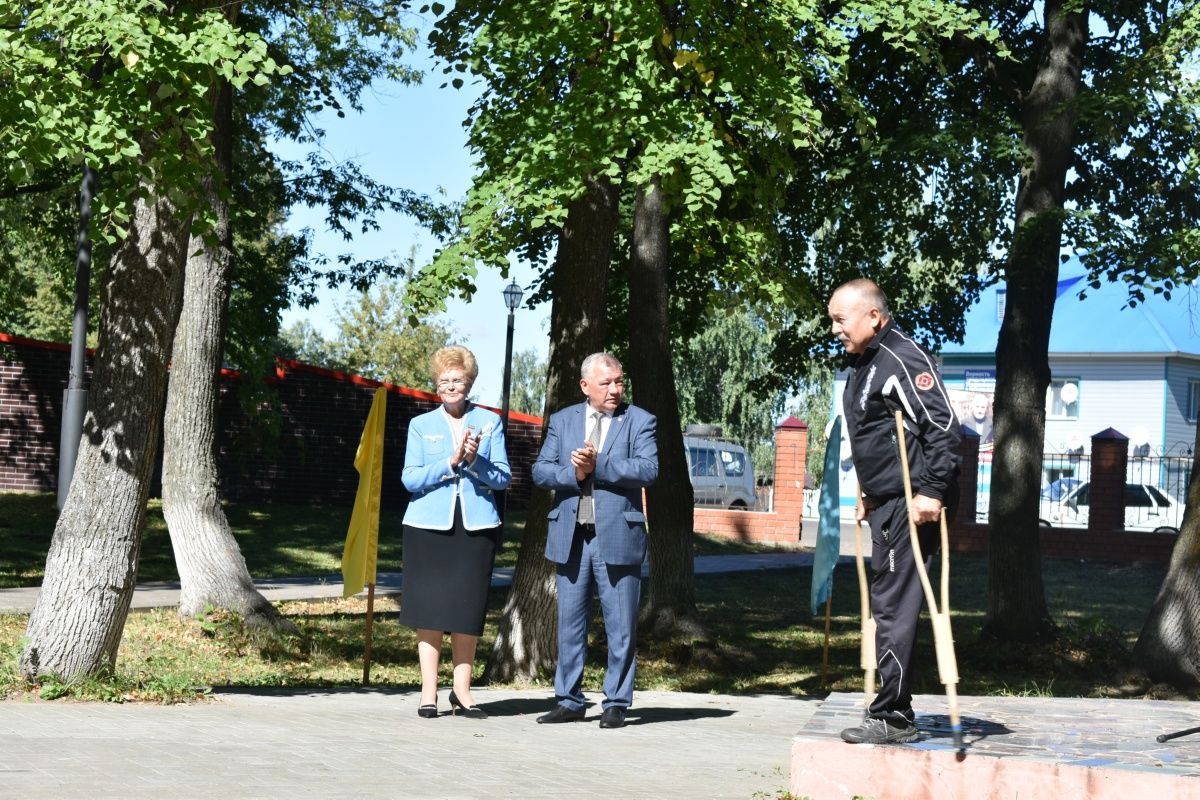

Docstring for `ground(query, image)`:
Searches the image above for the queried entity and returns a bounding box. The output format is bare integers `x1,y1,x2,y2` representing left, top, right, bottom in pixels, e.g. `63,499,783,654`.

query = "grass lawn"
0,492,528,588
0,491,1184,704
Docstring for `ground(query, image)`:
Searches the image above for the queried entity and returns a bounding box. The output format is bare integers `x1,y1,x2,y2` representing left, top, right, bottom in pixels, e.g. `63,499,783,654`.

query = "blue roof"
944,265,1200,356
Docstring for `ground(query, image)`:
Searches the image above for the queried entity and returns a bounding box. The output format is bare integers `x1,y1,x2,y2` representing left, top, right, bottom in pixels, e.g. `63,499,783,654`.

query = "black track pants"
866,496,939,726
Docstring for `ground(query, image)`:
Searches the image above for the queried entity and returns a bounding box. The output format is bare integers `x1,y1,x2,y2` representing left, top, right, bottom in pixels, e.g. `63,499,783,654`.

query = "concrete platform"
792,692,1200,800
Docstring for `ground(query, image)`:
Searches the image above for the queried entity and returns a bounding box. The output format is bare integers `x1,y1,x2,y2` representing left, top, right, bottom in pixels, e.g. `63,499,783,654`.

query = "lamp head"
503,279,524,311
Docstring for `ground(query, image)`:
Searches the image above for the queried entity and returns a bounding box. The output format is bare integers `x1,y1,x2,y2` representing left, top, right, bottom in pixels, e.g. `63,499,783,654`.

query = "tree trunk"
160,72,296,632
485,177,619,682
1134,419,1200,687
19,188,191,681
985,1,1087,642
625,178,704,640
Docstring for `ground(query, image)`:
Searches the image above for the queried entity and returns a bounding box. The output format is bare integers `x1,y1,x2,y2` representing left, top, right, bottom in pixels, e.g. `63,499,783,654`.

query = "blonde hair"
430,346,478,386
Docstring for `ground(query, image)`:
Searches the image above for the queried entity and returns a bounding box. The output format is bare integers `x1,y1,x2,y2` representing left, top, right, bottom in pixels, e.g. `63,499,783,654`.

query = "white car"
1040,481,1184,533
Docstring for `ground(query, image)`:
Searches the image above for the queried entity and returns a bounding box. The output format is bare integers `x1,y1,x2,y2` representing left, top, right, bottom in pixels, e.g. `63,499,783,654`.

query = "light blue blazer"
533,402,658,565
402,404,511,531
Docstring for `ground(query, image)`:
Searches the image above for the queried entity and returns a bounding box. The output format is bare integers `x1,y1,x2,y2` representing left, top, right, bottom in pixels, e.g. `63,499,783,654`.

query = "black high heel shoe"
417,701,438,719
448,690,488,719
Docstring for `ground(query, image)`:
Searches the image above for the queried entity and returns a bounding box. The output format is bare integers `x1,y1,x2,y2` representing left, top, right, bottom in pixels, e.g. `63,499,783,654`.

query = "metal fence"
975,446,1192,531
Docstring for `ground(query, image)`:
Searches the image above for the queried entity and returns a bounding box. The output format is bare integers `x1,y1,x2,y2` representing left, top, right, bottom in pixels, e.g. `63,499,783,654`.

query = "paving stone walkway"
0,688,816,799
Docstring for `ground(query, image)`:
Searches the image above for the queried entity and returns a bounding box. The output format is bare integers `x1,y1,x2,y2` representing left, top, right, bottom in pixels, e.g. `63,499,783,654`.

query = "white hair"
580,352,622,380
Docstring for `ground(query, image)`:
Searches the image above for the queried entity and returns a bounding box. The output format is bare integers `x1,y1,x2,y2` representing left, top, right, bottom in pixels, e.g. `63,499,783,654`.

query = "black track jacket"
842,320,961,504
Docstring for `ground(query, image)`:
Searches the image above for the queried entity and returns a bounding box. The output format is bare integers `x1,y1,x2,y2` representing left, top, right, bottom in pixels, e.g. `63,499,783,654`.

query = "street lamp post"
499,279,523,524
57,163,97,510
500,278,524,443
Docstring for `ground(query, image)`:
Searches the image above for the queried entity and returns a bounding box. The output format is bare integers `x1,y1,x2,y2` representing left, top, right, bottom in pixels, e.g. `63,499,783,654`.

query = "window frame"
1046,377,1081,420
1187,379,1200,423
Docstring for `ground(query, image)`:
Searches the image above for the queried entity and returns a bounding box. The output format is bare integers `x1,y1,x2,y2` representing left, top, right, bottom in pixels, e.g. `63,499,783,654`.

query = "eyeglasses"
436,378,467,388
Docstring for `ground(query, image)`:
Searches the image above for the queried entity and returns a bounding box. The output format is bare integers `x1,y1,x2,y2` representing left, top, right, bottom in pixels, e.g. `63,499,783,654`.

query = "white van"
683,425,757,510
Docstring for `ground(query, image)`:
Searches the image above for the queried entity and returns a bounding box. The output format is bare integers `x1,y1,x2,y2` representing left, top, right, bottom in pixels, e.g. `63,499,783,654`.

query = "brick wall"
693,417,808,545
949,522,1176,563
0,335,77,493
0,333,544,508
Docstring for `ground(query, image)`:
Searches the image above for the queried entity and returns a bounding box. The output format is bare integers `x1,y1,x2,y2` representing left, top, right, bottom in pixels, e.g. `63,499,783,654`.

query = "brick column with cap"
772,416,809,529
1089,427,1129,532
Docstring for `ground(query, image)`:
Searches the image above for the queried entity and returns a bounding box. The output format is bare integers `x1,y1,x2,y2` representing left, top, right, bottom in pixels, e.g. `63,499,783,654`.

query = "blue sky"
276,32,551,407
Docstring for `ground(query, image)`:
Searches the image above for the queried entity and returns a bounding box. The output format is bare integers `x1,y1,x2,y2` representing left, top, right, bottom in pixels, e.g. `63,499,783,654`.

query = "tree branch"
0,181,60,200
951,31,1025,103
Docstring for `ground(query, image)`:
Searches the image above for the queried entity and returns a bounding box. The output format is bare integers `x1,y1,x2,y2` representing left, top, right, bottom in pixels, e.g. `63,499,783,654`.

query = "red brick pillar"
773,417,809,532
954,429,980,533
1089,427,1129,532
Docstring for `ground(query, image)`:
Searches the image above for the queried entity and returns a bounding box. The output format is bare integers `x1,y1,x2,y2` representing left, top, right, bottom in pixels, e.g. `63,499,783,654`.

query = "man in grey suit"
533,352,658,729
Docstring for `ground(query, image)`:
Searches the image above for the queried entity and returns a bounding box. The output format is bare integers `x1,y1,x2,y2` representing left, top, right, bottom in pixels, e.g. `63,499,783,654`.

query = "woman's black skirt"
397,502,500,636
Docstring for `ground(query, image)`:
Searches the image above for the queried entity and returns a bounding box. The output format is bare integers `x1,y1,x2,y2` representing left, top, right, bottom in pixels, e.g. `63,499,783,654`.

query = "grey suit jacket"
533,402,659,565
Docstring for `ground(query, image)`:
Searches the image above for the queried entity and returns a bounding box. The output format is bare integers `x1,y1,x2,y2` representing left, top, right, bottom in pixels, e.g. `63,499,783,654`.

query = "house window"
1188,380,1200,423
1046,378,1080,419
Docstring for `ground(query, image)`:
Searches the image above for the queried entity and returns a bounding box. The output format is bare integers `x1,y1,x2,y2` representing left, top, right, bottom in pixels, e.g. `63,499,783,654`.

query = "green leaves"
0,1,285,236
413,0,1009,331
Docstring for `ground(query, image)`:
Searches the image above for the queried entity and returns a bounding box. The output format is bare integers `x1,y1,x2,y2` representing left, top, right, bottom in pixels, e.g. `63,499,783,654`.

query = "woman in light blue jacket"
400,345,510,720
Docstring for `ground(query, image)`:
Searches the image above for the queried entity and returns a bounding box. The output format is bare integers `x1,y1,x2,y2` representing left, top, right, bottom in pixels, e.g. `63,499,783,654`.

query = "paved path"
0,552,837,614
0,688,817,799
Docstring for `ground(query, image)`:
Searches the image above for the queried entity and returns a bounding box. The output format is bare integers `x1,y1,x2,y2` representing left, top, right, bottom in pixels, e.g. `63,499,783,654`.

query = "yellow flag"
342,387,387,598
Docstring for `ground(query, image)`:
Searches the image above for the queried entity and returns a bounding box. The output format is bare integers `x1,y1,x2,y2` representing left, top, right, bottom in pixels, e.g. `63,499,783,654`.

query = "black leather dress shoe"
536,705,586,724
599,707,626,729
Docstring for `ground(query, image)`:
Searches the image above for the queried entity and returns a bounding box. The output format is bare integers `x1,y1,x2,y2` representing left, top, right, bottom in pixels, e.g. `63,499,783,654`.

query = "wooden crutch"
894,410,965,759
854,485,876,717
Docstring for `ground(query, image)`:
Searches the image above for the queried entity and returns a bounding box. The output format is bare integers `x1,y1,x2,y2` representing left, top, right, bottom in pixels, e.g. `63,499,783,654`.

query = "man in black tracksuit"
828,278,961,745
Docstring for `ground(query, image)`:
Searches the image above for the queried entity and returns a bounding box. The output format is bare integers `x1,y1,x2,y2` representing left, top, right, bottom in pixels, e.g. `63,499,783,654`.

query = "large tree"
159,0,437,628
486,177,619,681
985,1,1087,642
767,2,1199,643
1132,5,1200,685
967,2,1198,641
626,178,701,637
1136,415,1200,686
426,0,997,674
7,1,280,681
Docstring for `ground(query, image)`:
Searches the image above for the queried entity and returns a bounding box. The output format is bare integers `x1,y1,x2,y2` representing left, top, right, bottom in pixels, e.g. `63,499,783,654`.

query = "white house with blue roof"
830,267,1200,521
938,270,1200,457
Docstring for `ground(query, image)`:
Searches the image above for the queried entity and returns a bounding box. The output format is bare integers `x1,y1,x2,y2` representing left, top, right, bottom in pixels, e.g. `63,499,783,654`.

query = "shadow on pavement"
214,685,416,698
625,706,737,725
917,713,1014,746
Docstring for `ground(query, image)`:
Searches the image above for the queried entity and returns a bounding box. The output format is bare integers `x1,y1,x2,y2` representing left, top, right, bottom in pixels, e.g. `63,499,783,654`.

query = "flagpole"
343,386,386,687
819,594,833,689
362,582,376,686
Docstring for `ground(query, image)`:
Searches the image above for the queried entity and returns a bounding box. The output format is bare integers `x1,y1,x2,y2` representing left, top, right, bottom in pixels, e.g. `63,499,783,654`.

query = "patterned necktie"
576,412,603,525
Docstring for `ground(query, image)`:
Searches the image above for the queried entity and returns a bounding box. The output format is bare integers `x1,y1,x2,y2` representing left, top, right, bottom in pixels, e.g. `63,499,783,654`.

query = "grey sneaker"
840,717,920,744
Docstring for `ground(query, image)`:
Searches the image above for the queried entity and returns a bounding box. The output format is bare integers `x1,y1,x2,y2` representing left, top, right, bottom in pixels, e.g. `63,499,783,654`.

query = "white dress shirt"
583,407,613,453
